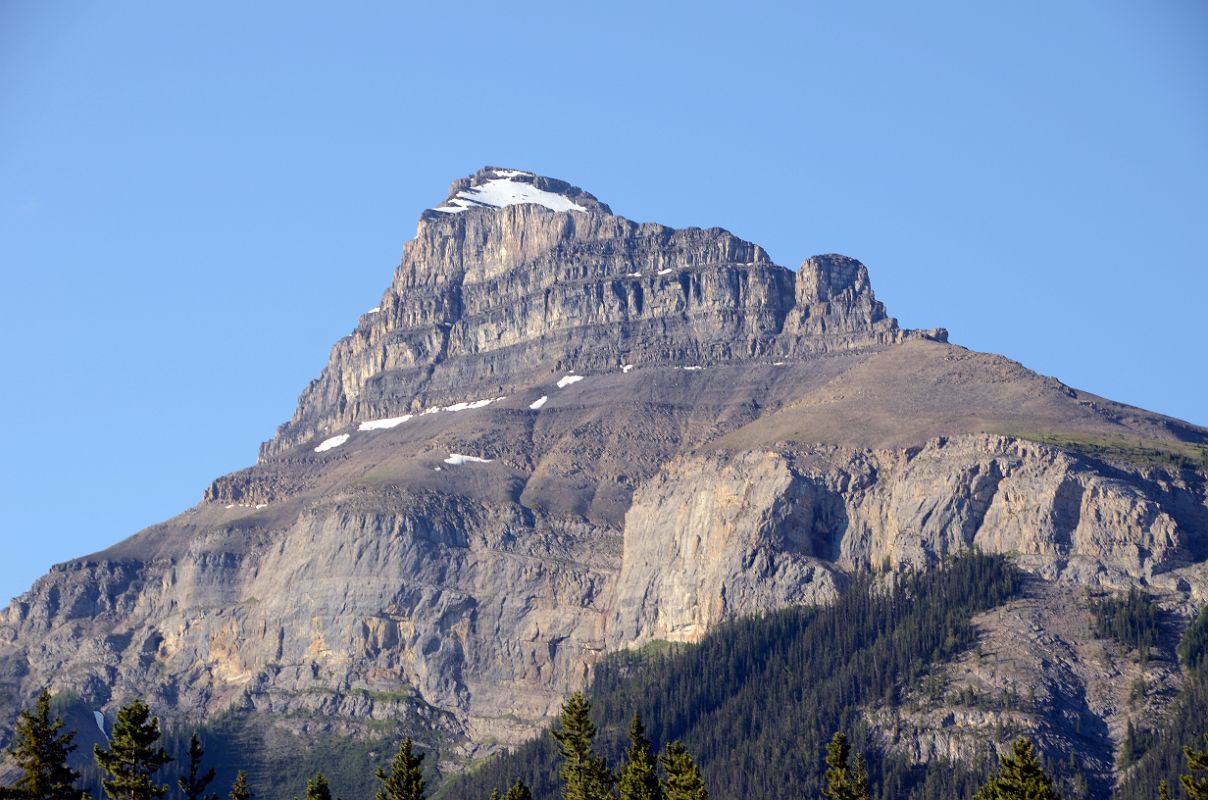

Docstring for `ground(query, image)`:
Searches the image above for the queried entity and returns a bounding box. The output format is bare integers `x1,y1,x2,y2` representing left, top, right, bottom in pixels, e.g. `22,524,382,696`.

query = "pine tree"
1183,733,1208,799
229,771,253,800
305,773,331,800
658,742,707,800
972,738,1063,800
551,693,613,800
619,715,661,800
3,688,83,800
93,699,173,800
178,734,217,800
375,738,425,800
501,779,532,800
1158,779,1171,800
820,732,869,800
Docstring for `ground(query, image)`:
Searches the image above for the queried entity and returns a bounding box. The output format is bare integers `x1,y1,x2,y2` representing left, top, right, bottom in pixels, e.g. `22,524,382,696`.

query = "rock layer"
262,169,936,459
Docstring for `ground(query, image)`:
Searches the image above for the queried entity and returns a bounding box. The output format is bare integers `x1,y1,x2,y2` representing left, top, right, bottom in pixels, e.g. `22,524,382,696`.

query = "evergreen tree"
501,779,532,800
820,732,869,800
442,552,1023,800
93,699,173,800
178,734,217,800
972,738,1063,800
229,772,253,800
658,742,707,800
1158,779,1171,800
305,774,331,800
551,693,613,800
1183,733,1208,799
3,688,83,800
618,715,661,800
375,738,425,800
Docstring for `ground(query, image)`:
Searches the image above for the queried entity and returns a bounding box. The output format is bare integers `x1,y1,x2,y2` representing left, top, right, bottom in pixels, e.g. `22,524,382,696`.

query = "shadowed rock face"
2,168,1206,779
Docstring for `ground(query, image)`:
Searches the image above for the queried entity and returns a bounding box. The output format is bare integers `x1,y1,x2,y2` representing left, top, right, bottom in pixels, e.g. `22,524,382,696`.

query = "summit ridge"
428,166,611,217
433,167,589,214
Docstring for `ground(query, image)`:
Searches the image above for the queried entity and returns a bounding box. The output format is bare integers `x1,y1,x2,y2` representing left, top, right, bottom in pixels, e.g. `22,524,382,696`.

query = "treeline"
446,551,1024,800
0,691,430,800
1116,604,1208,800
6,685,1208,800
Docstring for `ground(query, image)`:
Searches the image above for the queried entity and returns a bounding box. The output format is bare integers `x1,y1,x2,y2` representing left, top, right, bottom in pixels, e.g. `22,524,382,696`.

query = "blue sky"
1,1,1205,604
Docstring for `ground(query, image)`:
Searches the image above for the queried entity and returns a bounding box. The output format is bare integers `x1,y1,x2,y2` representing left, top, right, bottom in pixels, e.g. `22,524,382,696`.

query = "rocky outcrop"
610,436,1207,648
2,489,618,752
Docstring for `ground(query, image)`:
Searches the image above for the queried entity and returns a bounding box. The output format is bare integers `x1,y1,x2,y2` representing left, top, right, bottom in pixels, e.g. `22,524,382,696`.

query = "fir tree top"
305,773,332,800
1183,733,1208,800
93,698,173,800
501,779,532,800
229,771,253,800
618,714,661,800
552,693,613,800
972,738,1063,800
375,738,425,800
5,688,83,800
178,733,217,800
658,742,707,800
821,732,869,800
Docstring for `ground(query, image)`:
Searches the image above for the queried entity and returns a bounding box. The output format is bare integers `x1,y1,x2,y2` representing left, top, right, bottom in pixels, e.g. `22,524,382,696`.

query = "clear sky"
1,1,1205,604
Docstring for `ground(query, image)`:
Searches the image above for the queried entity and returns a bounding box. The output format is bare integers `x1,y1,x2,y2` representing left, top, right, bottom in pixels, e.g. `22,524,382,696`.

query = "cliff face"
2,167,1206,781
612,436,1207,647
262,169,928,459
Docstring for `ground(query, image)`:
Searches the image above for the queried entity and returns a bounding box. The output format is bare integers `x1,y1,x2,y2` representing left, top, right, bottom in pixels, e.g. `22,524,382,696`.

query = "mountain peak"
427,166,612,217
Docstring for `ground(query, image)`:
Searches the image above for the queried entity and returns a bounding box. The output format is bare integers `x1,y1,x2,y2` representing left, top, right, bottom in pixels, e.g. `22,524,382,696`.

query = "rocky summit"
2,167,1206,788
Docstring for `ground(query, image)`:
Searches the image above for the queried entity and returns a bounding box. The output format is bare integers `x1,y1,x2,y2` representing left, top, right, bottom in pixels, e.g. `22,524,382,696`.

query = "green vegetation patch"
1009,432,1208,472
1088,587,1163,659
1113,603,1208,799
1178,605,1208,673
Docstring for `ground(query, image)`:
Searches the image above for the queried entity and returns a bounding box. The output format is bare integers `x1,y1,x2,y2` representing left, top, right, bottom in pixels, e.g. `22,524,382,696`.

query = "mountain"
2,167,1206,795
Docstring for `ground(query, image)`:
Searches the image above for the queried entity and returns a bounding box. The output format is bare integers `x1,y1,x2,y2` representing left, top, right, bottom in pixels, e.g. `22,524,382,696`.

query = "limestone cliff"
262,168,933,459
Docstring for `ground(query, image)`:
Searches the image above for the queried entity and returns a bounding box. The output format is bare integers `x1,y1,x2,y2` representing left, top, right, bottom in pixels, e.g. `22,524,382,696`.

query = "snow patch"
773,361,786,366
434,176,586,215
682,366,703,371
367,307,380,314
556,374,584,388
314,434,350,452
445,398,495,412
657,268,673,276
621,364,634,373
492,169,531,178
359,414,413,431
529,395,548,410
443,453,493,465
94,711,108,740
360,397,506,429
628,272,642,277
